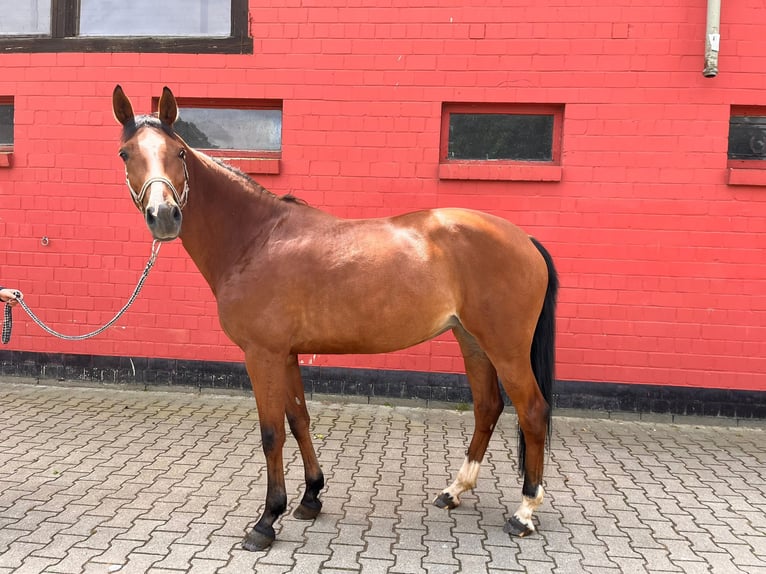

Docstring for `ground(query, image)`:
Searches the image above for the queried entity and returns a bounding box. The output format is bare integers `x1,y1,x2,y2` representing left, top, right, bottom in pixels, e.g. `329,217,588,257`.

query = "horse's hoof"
293,500,322,520
242,527,275,551
503,516,535,537
433,492,458,510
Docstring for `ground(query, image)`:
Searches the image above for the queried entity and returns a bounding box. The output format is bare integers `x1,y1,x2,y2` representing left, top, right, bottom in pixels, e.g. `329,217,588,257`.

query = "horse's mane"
281,194,307,205
124,115,307,206
209,157,306,204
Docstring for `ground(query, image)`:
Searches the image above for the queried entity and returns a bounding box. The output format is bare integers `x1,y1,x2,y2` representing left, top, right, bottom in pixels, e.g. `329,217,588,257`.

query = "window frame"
727,105,766,186
154,97,283,175
0,96,13,168
0,0,252,54
438,102,564,182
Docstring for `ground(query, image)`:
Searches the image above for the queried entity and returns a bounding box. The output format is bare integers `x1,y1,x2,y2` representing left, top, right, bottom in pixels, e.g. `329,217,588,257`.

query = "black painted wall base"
0,350,763,419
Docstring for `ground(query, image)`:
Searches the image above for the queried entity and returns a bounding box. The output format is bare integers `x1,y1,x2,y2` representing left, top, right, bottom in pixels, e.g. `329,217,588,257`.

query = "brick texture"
0,1,764,391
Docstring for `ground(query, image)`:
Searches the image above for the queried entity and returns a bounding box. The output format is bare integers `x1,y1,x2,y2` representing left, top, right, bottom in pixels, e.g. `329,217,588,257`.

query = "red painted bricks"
0,1,764,391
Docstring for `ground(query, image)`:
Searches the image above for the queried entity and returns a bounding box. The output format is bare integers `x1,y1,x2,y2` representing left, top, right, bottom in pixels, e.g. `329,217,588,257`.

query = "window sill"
0,35,253,54
0,152,12,168
438,162,561,182
727,167,766,186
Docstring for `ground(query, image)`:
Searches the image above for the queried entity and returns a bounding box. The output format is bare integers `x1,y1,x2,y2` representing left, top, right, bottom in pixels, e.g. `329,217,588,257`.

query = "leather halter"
126,155,190,212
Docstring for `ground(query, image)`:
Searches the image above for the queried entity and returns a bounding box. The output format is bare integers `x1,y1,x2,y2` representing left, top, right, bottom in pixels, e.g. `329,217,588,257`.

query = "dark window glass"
448,113,554,161
728,115,766,160
0,104,13,146
175,108,282,152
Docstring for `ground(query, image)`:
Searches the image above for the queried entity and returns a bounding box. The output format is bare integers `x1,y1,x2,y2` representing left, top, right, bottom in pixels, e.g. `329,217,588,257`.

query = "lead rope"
2,302,12,344
2,240,161,343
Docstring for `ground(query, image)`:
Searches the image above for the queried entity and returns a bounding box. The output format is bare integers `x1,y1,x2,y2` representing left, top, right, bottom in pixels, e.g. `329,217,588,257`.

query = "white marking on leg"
441,457,481,506
513,485,544,531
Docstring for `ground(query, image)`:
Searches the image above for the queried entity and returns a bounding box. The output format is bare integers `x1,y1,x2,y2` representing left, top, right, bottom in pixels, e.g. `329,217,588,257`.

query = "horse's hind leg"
284,355,325,520
497,357,549,537
434,325,503,510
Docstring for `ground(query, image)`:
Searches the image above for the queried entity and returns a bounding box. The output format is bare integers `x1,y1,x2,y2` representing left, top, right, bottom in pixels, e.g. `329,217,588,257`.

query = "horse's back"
416,207,531,243
403,208,546,277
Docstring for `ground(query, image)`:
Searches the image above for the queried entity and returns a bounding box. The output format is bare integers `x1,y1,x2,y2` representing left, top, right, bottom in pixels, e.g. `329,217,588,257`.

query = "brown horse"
112,85,559,551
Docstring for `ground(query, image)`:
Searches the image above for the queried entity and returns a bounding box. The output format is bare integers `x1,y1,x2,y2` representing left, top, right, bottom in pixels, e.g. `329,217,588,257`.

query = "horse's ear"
158,86,179,127
112,85,134,126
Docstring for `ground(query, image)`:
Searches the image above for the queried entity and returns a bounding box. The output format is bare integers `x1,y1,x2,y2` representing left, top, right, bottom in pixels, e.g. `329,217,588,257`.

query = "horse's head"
113,85,188,241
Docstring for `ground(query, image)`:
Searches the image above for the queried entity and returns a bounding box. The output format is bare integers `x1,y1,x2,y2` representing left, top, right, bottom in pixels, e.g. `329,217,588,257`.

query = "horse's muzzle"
145,202,182,241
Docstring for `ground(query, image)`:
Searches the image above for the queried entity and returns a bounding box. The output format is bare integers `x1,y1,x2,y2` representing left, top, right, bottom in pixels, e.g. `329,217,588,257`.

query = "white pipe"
703,0,721,77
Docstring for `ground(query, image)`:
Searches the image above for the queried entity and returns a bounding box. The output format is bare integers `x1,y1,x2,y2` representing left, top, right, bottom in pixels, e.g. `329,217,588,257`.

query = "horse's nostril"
172,205,181,222
145,207,157,226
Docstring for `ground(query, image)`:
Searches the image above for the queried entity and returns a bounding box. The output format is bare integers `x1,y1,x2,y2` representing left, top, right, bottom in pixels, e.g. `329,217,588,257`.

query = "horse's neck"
179,153,286,292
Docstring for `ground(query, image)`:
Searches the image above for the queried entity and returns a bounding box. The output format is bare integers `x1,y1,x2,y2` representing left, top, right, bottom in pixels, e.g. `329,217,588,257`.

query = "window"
80,0,230,37
0,1,50,35
163,99,283,175
439,103,563,181
447,113,555,161
727,106,766,186
728,112,766,162
0,98,13,167
0,0,251,54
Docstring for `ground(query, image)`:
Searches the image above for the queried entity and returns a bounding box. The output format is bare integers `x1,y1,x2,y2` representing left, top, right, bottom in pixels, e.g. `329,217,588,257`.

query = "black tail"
518,237,558,475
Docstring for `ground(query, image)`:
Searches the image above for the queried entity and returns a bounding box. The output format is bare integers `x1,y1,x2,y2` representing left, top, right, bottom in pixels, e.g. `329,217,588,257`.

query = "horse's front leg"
242,350,289,551
284,355,325,520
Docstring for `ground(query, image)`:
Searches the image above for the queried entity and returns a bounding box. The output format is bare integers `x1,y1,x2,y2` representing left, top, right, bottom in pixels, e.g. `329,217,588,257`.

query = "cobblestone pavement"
0,381,764,574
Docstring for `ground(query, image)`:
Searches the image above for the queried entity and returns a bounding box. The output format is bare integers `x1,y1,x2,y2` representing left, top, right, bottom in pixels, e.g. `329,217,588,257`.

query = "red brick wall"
1,1,764,391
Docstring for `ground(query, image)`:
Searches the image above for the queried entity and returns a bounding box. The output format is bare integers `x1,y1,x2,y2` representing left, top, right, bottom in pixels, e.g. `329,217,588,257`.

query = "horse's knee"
261,425,281,454
256,424,288,522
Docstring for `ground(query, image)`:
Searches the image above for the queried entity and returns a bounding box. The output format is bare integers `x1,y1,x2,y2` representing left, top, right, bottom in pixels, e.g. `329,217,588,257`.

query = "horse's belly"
292,304,457,355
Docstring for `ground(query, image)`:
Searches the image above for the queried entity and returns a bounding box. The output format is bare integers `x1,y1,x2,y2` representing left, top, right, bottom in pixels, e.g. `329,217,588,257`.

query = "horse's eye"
119,150,128,161
178,149,186,159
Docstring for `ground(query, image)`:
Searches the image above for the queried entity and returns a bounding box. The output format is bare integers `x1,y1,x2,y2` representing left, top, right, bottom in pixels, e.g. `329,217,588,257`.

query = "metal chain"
2,302,12,344
3,240,162,342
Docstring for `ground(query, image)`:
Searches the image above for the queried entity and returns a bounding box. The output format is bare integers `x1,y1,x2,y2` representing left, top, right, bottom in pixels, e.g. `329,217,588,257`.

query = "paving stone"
256,540,302,567
292,552,331,573
0,381,765,574
0,541,46,570
10,556,59,574
188,557,229,572
119,551,166,572
421,541,458,566
323,543,364,570
390,547,427,573
44,546,103,573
